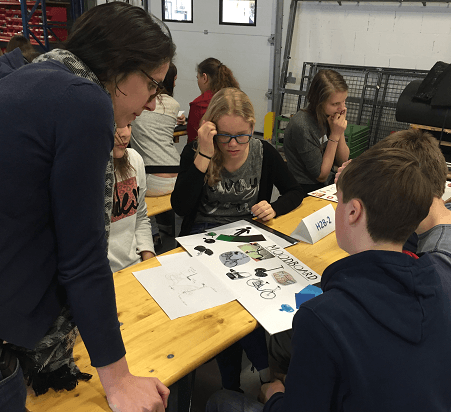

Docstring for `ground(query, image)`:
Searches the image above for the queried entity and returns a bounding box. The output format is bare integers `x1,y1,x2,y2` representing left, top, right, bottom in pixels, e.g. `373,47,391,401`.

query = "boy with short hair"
266,128,451,390
375,128,451,290
207,146,451,412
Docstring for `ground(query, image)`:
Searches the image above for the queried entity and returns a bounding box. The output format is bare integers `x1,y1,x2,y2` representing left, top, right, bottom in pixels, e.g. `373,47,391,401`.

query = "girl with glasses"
171,87,305,393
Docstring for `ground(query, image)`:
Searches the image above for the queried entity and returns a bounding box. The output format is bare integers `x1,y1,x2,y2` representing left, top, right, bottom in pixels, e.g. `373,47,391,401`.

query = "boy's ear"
348,198,363,225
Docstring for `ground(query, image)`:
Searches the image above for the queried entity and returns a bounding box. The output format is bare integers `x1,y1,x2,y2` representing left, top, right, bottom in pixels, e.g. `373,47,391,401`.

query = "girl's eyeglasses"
141,70,165,102
215,134,252,144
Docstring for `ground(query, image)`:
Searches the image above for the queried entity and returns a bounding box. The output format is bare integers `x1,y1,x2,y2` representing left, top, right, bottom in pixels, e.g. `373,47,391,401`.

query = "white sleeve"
129,149,155,255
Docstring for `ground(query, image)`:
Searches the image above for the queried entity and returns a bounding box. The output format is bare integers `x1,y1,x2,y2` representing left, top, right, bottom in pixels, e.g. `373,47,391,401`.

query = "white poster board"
176,220,321,334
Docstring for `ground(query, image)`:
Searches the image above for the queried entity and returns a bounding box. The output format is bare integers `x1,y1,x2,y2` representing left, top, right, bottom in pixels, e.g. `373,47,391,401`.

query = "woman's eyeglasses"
141,70,165,102
215,134,252,144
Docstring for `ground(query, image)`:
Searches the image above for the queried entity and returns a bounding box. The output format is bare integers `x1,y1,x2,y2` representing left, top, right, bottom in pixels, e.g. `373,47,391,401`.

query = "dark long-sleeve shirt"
0,60,125,368
171,139,305,235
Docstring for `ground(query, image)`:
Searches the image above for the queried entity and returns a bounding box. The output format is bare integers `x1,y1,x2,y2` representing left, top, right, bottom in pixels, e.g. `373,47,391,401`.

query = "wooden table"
173,129,187,144
145,194,172,217
26,196,347,411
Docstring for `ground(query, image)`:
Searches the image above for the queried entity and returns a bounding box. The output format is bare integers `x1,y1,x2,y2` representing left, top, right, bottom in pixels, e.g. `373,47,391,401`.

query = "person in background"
0,3,175,411
171,87,305,393
6,34,41,62
109,124,155,272
283,69,350,193
186,57,239,143
0,34,40,79
131,62,183,247
206,146,451,412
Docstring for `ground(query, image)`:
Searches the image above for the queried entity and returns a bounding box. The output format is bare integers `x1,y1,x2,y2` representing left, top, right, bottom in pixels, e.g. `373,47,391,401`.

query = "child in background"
131,62,184,247
186,57,239,143
207,146,451,412
283,69,350,193
108,125,155,272
171,87,304,393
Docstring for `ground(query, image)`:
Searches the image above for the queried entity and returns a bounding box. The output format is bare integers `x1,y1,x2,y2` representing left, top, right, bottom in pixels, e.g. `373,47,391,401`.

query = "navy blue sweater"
264,250,451,412
0,60,125,367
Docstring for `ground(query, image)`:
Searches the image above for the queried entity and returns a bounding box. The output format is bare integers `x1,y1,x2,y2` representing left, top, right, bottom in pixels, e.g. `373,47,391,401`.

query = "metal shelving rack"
20,0,82,51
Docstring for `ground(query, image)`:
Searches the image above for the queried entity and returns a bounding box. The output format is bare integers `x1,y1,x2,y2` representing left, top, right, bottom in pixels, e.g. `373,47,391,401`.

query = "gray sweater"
283,110,333,185
131,94,180,173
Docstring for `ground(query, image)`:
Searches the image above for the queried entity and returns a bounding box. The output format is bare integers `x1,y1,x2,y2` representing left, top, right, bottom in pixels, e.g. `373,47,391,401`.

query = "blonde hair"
196,88,255,186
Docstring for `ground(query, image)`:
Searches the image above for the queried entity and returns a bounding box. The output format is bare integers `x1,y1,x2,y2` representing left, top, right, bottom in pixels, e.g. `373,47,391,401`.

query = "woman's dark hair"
197,57,239,95
306,69,348,133
162,62,177,97
64,2,176,85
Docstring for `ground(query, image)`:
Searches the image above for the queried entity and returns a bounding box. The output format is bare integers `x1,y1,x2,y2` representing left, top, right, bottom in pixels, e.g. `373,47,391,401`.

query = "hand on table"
141,251,155,261
107,375,169,412
327,107,347,139
251,201,276,222
98,356,170,412
259,379,285,404
334,159,352,184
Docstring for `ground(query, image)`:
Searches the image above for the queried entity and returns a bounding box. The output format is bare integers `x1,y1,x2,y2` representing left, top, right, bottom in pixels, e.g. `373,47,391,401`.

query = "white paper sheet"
308,183,338,203
133,255,237,320
443,181,451,203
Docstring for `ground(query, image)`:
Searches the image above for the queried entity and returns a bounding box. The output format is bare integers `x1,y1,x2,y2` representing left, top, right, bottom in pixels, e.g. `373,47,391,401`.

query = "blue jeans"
0,359,27,412
206,389,264,412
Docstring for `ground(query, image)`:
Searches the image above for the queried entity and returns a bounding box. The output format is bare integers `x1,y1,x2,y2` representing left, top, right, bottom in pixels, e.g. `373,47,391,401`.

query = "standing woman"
283,69,350,193
0,3,175,411
186,57,240,143
171,88,305,392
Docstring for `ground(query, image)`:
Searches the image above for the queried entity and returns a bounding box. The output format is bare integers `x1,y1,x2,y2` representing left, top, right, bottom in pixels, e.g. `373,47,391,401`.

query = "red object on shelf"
0,1,68,44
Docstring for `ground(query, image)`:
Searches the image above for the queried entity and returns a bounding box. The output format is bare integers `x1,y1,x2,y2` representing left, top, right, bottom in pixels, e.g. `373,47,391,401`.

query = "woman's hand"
327,107,347,140
176,113,186,125
251,201,276,222
197,120,216,158
141,251,155,261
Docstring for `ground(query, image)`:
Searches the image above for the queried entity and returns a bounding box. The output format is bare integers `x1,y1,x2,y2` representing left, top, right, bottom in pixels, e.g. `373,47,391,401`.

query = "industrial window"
162,0,193,23
219,0,256,26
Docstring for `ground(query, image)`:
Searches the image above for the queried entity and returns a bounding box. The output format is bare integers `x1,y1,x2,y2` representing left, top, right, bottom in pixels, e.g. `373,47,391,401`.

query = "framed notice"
220,0,256,26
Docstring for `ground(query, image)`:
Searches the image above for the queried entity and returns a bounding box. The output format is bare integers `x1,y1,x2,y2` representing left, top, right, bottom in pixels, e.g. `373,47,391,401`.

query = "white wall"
150,0,276,132
284,2,451,85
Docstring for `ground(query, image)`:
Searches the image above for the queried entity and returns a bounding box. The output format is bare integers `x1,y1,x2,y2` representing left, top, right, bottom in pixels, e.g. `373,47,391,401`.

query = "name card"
290,204,335,244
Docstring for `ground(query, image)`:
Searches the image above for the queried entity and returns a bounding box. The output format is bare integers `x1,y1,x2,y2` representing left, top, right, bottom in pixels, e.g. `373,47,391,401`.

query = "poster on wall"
176,220,321,334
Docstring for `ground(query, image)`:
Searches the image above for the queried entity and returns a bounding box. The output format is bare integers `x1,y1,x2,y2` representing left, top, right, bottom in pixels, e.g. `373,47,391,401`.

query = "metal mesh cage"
278,62,429,147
